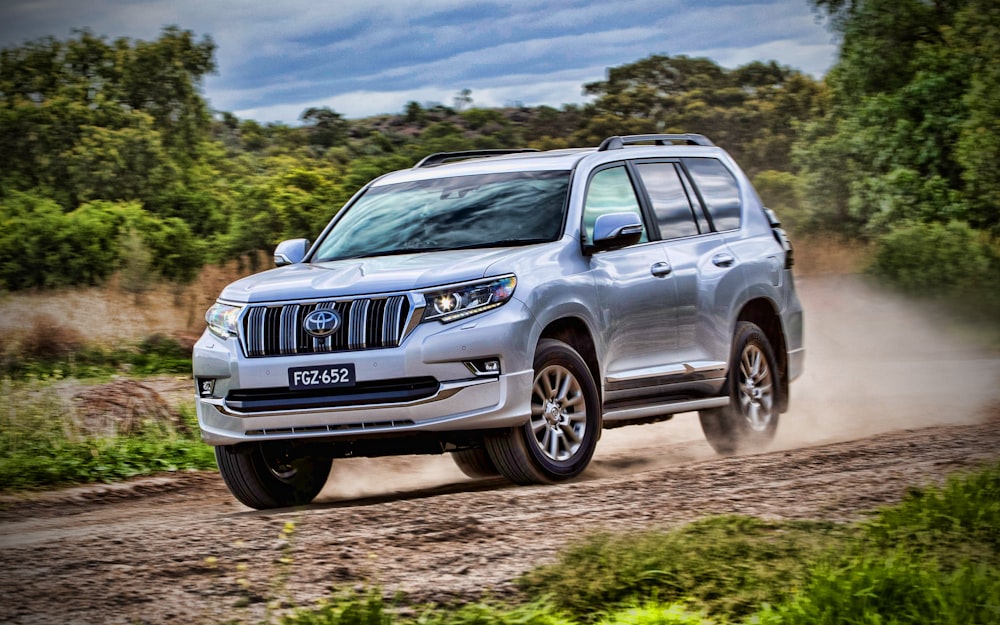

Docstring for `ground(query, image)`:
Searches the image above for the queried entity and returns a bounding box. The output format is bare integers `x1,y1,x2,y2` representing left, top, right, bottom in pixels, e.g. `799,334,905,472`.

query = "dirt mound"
71,379,187,436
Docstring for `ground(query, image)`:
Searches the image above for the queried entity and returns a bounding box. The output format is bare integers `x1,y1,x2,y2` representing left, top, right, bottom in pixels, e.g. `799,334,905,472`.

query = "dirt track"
2,275,999,625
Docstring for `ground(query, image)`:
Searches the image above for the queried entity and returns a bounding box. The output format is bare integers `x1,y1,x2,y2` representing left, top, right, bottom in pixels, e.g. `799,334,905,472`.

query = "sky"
0,0,840,124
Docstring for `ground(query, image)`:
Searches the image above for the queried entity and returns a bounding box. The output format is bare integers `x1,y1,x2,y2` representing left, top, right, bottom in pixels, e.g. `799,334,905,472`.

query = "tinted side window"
682,158,741,231
635,163,700,240
583,166,647,244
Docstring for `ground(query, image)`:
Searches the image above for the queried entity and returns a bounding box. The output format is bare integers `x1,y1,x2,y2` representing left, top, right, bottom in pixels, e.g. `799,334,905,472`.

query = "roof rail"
597,134,714,151
414,148,539,168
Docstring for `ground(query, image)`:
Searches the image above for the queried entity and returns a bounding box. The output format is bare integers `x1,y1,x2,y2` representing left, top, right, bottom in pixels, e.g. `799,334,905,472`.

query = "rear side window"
583,166,648,244
682,158,741,231
634,162,700,240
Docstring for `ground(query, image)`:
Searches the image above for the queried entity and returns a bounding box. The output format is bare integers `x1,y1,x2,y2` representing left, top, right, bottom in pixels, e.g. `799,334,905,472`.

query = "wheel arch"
736,297,789,413
538,316,602,402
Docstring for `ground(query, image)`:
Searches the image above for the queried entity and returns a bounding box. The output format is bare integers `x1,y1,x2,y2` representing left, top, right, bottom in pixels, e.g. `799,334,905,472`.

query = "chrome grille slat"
245,306,268,357
278,304,300,355
348,299,370,350
241,296,411,358
383,296,404,345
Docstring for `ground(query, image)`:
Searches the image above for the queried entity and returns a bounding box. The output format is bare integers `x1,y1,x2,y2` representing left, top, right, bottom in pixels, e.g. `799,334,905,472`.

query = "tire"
700,321,781,455
486,339,601,484
452,446,501,479
215,443,332,509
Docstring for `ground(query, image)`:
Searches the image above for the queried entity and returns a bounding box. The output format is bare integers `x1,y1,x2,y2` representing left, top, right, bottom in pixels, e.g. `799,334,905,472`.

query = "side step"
602,396,729,425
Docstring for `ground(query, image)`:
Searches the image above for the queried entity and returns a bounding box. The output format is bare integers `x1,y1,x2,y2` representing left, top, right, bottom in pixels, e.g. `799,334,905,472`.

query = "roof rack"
597,134,714,151
414,148,539,168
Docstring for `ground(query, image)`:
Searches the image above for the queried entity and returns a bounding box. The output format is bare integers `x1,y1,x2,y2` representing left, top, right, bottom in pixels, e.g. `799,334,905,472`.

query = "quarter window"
635,163,700,240
583,166,647,244
682,158,741,231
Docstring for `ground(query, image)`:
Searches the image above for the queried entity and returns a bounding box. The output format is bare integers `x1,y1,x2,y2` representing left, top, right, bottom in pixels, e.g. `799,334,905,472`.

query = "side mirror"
590,212,644,252
274,238,310,266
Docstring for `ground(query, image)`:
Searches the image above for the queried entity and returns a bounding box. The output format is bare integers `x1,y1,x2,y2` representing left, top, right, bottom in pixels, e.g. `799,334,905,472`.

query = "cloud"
0,0,837,123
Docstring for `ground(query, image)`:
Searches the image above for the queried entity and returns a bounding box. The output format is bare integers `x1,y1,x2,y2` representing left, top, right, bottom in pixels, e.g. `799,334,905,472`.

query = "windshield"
313,170,570,261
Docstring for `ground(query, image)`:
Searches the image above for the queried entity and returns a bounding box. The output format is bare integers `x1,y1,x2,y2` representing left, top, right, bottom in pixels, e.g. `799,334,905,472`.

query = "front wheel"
699,321,781,455
486,339,601,484
215,443,332,509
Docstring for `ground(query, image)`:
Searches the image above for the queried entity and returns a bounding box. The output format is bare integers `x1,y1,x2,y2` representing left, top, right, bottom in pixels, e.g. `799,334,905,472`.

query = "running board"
602,397,730,423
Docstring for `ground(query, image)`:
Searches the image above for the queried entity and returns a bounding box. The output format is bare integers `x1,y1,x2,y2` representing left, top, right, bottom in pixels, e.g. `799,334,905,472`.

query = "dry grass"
0,259,256,346
0,240,870,347
790,234,871,277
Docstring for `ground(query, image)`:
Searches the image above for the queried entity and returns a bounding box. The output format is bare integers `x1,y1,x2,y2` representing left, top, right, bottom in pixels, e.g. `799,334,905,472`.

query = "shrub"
18,314,84,361
869,220,1000,300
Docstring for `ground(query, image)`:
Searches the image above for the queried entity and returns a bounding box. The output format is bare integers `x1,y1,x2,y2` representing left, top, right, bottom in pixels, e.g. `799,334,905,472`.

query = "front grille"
241,296,412,358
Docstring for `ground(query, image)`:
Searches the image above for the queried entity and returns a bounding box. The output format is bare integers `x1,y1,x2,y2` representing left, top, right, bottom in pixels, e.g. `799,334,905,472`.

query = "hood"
219,247,541,303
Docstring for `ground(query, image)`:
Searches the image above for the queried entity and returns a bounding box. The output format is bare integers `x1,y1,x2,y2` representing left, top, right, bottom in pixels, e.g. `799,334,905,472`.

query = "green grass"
518,516,844,622
268,462,1000,625
0,377,214,491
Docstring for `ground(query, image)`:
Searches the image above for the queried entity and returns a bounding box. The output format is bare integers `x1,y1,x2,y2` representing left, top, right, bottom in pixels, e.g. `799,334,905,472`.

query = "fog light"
465,358,502,377
197,378,216,397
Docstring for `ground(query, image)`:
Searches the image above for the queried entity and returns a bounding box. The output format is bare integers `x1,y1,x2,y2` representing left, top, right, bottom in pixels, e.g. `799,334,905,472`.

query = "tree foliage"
798,0,1000,236
579,55,824,175
24,17,1000,294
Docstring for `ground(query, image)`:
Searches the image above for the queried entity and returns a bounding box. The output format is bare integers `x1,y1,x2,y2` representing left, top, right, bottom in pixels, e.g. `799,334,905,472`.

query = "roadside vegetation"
0,318,209,491
0,385,213,491
217,461,999,624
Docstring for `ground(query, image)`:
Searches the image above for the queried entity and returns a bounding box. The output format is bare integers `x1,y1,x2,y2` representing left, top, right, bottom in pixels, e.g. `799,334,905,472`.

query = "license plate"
288,364,356,391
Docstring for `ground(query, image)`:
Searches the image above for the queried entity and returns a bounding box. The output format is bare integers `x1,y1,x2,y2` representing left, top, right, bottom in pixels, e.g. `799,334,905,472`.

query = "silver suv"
194,134,804,509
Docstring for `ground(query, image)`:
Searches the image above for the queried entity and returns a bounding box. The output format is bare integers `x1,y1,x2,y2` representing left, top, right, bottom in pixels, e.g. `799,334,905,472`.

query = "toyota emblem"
303,309,341,337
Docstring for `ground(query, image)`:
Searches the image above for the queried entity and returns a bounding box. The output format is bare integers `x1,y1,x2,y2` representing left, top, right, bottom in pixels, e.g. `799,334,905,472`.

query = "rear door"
631,159,743,382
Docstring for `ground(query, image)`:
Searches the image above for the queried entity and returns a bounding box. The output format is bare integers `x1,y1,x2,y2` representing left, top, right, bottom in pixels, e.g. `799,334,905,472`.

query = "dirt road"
2,275,999,625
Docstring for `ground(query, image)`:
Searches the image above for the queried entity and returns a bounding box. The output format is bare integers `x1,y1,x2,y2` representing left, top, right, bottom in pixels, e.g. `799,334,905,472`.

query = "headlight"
205,302,242,338
421,275,517,323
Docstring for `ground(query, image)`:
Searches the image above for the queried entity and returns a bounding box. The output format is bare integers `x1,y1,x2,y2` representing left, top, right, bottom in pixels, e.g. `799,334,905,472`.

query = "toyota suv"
194,134,804,509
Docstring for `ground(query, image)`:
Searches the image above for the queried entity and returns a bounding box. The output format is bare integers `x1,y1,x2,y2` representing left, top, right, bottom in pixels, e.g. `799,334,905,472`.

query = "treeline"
803,0,1000,308
0,25,823,290
1,0,998,300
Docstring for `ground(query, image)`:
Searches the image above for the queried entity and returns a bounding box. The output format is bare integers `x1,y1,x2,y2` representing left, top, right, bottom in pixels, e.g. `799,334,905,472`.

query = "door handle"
712,253,735,268
650,262,672,277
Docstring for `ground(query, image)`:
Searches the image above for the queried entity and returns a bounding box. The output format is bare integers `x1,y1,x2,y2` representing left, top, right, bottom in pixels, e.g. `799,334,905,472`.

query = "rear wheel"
700,321,781,455
486,339,601,484
451,446,501,479
215,443,332,509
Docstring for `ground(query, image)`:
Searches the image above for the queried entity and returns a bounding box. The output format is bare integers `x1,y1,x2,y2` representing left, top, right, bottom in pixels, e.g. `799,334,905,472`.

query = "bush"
869,220,1000,301
18,314,84,361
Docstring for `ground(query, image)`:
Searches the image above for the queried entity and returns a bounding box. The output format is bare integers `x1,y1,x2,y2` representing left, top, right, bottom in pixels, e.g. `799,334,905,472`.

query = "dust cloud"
319,274,1000,501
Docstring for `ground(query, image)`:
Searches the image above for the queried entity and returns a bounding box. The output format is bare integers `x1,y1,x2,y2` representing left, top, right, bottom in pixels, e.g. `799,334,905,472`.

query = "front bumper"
193,300,536,445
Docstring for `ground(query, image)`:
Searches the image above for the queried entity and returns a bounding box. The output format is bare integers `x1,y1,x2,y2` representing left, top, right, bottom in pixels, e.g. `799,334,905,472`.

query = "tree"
453,88,473,111
300,106,348,148
578,55,823,174
799,0,1000,235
